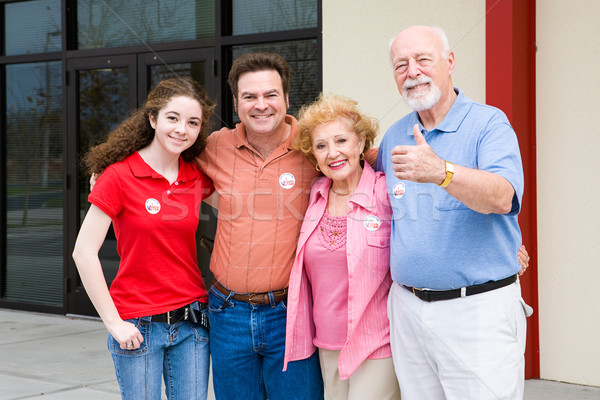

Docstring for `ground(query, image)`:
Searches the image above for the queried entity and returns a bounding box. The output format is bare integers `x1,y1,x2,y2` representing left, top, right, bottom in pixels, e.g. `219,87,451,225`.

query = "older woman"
283,94,400,399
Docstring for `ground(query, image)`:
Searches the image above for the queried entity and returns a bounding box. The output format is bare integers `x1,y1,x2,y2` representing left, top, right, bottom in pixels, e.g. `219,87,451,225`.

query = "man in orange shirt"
198,52,323,399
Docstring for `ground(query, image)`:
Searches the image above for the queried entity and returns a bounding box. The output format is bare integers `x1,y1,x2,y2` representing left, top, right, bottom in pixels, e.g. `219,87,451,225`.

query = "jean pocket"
208,288,230,313
279,297,288,311
108,317,150,356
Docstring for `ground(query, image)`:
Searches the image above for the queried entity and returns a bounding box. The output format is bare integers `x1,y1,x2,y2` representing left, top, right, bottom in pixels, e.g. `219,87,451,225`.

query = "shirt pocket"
365,233,391,278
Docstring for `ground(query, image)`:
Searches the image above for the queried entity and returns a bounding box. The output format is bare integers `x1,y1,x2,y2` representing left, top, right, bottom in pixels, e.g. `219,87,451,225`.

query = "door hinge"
212,59,218,77
64,70,69,86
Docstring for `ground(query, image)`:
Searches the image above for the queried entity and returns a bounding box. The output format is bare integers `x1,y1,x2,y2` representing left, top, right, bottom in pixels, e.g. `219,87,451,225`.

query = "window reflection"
149,62,206,88
77,0,214,49
4,62,63,305
78,68,130,212
232,0,317,35
76,68,130,291
4,0,61,56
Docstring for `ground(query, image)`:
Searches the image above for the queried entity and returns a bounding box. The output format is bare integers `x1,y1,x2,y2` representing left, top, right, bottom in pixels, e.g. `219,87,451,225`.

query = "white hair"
389,25,452,65
430,26,451,58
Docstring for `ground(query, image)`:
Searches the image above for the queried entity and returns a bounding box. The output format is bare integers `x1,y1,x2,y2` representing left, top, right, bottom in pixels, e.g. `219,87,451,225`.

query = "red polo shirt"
89,152,214,319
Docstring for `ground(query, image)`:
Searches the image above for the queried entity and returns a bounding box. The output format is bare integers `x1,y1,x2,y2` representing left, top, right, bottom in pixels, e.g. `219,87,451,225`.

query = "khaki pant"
319,348,401,400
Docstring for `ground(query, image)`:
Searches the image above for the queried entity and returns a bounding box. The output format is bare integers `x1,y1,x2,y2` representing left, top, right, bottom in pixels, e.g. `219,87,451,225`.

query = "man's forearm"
445,165,515,214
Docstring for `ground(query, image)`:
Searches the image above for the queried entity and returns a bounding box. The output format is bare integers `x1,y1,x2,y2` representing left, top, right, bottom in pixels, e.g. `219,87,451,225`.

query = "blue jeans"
209,286,323,400
107,302,209,400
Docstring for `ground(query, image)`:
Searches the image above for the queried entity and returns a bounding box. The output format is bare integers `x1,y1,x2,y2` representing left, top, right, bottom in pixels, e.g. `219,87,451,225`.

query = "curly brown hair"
83,77,215,175
294,93,379,165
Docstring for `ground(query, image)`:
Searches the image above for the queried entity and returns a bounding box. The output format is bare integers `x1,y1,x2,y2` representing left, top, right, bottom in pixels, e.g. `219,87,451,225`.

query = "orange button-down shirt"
198,116,320,293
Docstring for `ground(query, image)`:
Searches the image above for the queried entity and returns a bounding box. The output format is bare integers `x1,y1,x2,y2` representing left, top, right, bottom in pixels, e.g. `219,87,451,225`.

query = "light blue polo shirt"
376,88,524,290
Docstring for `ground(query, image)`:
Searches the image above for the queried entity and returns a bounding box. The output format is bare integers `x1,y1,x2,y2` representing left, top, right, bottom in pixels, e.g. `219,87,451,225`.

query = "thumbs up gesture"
390,124,446,184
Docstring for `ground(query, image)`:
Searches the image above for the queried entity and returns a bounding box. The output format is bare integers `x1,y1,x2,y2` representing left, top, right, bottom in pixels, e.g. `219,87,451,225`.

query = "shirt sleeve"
197,170,215,199
477,114,524,214
196,132,218,178
374,172,393,223
88,166,123,218
375,137,386,173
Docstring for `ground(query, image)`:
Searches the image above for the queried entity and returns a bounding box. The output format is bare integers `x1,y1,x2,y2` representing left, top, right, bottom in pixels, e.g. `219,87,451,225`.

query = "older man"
375,25,530,399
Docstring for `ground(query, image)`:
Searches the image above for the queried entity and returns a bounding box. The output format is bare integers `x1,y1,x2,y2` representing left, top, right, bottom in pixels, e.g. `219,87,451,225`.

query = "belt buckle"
412,287,429,301
166,307,189,325
247,293,262,305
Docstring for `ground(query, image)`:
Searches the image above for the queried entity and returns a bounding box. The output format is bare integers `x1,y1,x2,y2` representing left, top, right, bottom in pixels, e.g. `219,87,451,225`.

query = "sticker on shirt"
279,173,296,189
364,215,381,231
145,198,161,214
393,182,405,199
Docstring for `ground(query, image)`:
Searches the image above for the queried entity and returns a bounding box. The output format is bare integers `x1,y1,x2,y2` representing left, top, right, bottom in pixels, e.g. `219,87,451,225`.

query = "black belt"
151,302,208,326
403,274,518,302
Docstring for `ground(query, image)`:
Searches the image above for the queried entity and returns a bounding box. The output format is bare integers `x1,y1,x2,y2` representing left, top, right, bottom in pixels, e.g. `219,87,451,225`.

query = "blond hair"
294,93,378,165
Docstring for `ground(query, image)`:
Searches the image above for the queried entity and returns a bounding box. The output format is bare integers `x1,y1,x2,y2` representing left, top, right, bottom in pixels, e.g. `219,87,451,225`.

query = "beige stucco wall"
536,1,600,386
321,0,486,138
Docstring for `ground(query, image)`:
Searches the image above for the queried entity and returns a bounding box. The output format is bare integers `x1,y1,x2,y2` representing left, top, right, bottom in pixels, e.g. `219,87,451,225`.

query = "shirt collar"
234,115,297,151
349,162,377,211
406,87,472,135
313,162,377,211
128,151,198,183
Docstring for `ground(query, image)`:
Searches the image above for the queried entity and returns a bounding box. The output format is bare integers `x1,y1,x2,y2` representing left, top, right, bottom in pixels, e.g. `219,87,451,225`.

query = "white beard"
401,77,442,112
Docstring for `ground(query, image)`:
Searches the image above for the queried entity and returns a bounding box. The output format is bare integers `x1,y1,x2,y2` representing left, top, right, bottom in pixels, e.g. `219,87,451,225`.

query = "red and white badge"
279,173,296,189
393,182,405,199
364,215,381,231
145,198,161,214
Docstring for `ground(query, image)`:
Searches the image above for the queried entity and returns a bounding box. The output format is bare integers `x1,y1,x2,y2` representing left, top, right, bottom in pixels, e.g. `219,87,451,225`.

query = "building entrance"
65,49,217,317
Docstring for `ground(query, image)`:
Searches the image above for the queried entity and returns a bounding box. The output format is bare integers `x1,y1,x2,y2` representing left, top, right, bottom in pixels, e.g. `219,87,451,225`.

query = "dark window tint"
4,62,63,305
77,0,214,49
232,0,317,35
4,0,61,56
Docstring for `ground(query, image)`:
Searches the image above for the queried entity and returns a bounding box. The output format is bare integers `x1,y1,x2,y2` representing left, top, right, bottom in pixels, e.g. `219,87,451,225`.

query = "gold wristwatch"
438,160,454,188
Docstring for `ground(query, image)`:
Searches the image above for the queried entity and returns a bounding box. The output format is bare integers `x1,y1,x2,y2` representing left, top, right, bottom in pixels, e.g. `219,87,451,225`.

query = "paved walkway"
0,309,598,399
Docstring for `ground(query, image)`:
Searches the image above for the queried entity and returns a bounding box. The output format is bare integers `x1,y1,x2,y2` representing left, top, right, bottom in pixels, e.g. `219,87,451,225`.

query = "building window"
232,0,317,35
77,0,215,49
3,0,61,56
4,62,64,306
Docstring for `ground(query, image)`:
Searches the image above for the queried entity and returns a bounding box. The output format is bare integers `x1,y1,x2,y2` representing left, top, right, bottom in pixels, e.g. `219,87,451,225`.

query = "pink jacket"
283,163,393,380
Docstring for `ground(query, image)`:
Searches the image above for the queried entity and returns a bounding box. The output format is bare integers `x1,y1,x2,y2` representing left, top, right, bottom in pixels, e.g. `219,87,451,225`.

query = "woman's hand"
107,319,144,350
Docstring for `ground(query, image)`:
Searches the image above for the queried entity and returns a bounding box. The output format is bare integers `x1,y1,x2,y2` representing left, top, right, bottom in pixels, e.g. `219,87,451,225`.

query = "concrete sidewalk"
0,309,598,399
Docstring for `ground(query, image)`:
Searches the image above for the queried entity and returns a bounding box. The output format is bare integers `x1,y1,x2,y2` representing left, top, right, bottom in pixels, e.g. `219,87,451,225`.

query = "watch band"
438,161,454,188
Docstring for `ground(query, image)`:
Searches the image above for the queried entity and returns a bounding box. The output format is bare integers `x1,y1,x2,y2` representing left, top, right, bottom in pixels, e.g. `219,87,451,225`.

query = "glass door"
65,49,217,317
65,55,136,316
